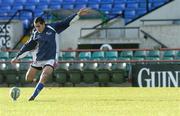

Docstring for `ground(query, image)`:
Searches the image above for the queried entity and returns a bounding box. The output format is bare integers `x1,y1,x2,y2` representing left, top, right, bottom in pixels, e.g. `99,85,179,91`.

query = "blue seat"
49,4,61,10
153,2,165,8
11,4,24,11
36,4,49,10
48,0,62,5
24,5,36,10
39,0,49,4
1,0,14,5
114,0,126,3
113,4,126,10
63,0,76,3
20,12,33,20
25,0,39,5
126,3,139,9
139,3,147,8
126,0,139,3
34,10,44,17
124,9,136,18
88,0,101,4
74,4,87,9
0,5,11,11
100,0,113,4
100,4,112,12
136,8,147,15
62,4,74,9
88,4,99,9
76,0,88,4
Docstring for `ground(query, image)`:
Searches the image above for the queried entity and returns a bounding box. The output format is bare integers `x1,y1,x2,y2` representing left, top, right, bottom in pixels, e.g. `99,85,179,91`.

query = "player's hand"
11,57,20,64
77,8,90,16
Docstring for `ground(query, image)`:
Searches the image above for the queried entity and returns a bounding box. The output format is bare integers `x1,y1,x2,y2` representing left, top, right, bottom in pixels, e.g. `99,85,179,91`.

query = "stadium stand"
0,48,180,86
0,0,171,29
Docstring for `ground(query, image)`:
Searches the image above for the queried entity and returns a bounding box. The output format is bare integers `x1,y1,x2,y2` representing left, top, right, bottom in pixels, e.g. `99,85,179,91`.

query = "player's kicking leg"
28,65,53,101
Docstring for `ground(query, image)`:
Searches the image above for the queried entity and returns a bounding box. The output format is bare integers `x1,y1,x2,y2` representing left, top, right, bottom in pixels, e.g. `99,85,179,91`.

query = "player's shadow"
35,100,57,102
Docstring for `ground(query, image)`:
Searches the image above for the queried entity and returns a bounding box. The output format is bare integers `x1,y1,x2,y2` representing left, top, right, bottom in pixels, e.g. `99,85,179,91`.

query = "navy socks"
30,83,44,100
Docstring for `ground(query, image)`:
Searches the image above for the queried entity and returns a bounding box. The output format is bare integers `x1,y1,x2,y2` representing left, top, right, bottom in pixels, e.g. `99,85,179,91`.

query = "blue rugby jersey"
16,13,77,61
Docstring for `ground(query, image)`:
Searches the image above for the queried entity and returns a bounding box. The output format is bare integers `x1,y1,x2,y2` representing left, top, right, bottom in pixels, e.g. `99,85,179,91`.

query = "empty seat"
113,4,126,11
111,63,125,84
134,50,147,58
100,4,112,12
76,0,88,4
49,4,61,10
96,63,111,86
92,51,104,60
25,0,39,5
124,9,136,18
68,63,83,86
63,51,76,60
105,51,118,60
1,0,14,5
119,50,133,59
146,57,160,64
36,4,49,10
114,0,126,3
100,0,113,4
88,0,101,4
63,0,76,4
62,4,74,9
162,50,176,58
82,63,97,84
24,5,36,11
147,50,160,57
74,4,87,9
0,52,9,59
54,63,69,86
126,3,139,9
136,8,147,15
161,57,174,64
79,51,91,60
11,4,24,11
87,4,99,9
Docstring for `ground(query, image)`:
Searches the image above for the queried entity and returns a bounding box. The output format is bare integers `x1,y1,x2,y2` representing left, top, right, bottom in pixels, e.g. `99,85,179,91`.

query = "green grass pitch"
1,87,180,116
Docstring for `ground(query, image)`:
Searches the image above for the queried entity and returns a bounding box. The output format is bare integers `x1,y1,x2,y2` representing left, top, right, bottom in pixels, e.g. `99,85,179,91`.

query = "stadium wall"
125,0,180,48
57,19,101,50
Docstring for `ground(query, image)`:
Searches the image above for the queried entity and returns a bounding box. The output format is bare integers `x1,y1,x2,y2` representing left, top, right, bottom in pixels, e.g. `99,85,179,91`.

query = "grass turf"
1,87,180,116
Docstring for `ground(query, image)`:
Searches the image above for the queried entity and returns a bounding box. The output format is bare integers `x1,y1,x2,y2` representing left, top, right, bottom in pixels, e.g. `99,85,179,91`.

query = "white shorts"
31,59,55,70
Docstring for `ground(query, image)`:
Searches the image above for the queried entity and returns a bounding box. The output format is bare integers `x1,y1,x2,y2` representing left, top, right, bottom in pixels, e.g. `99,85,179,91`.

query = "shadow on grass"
34,100,57,102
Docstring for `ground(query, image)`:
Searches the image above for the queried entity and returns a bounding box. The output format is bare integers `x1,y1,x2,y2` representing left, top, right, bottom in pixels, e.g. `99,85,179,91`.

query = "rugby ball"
10,87,20,101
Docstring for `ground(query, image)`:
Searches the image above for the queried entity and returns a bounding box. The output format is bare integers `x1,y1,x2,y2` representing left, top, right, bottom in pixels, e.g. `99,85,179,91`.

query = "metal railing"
80,26,140,40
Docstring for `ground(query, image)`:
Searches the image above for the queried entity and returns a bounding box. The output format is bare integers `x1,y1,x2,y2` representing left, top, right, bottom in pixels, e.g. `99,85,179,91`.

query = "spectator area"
0,48,179,86
0,0,170,29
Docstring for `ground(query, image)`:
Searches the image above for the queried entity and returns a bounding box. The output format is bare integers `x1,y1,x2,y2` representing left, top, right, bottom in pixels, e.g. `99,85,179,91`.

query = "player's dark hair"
34,17,45,24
